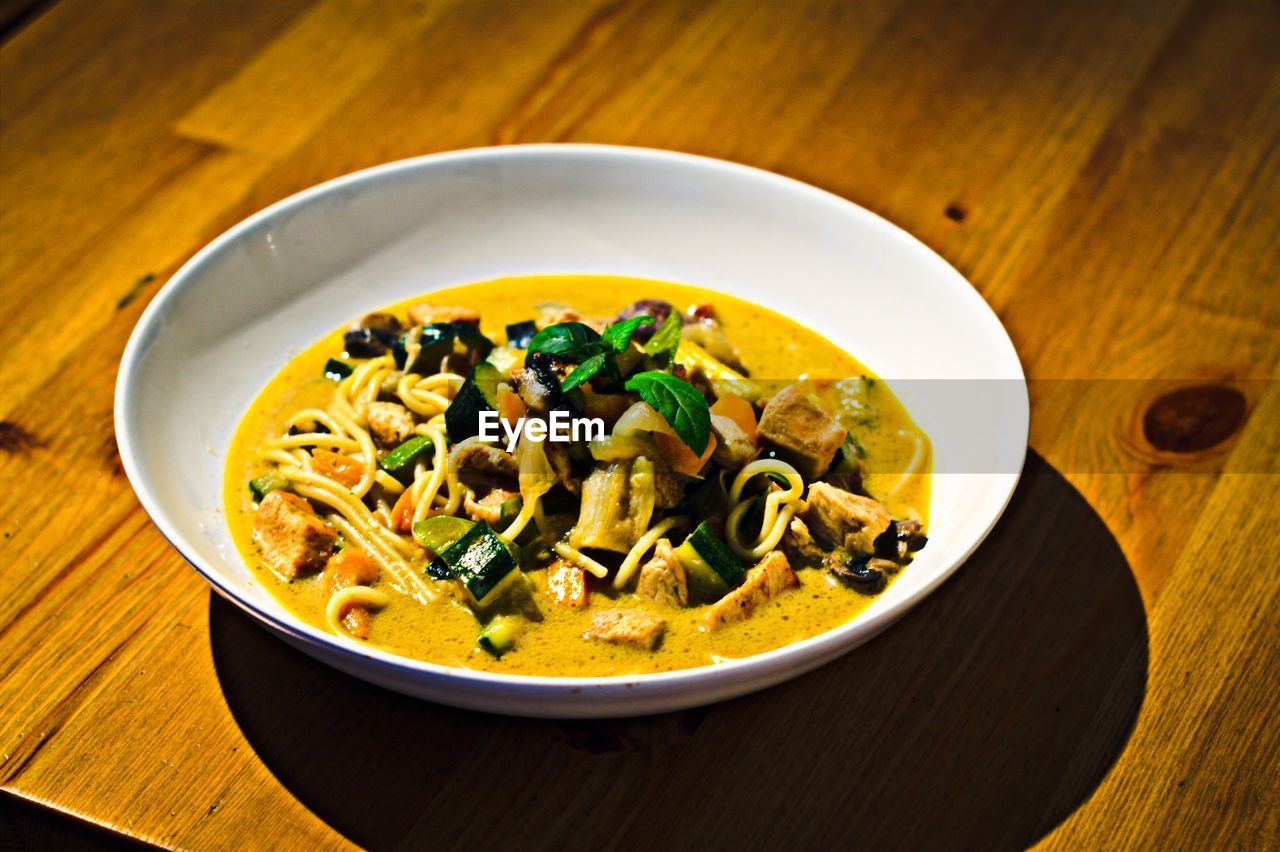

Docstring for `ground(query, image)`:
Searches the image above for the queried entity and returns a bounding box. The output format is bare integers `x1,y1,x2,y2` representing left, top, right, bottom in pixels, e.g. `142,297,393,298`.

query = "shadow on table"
209,450,1148,851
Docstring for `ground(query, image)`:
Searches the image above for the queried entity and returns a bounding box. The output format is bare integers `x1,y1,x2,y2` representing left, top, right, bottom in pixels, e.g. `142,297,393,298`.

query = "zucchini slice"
505,320,537,349
444,362,501,443
412,515,476,555
249,473,288,502
395,322,495,373
323,358,353,381
477,616,519,657
674,521,745,601
379,435,434,483
434,521,521,608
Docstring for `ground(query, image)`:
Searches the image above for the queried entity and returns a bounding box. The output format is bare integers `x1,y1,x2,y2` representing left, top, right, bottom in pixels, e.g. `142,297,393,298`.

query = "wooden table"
2,0,1277,848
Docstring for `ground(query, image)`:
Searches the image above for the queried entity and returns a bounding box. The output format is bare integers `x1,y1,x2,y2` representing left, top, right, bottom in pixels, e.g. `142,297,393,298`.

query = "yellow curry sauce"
224,275,930,675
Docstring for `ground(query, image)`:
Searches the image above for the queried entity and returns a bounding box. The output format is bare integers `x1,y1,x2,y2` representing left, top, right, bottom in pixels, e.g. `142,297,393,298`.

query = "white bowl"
115,145,1028,717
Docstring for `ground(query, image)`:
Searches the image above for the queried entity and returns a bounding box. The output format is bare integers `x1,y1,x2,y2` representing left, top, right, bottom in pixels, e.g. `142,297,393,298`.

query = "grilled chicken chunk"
366,401,416,449
451,439,519,479
586,609,667,649
253,491,335,578
780,516,827,569
407,303,481,326
757,385,846,478
709,413,756,472
802,482,892,555
636,538,688,607
704,551,799,631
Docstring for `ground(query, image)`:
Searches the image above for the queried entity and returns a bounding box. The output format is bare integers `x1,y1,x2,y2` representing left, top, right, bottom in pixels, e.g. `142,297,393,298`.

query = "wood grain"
1,0,1277,848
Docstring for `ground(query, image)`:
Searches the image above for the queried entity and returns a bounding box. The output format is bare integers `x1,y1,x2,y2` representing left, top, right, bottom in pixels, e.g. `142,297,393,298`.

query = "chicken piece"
451,438,519,479
635,538,688,607
252,491,336,578
407,303,481,326
536,305,607,333
586,609,667,650
536,305,583,328
366,401,416,449
704,551,799,631
756,386,847,478
546,558,588,607
710,413,756,472
780,516,827,569
802,482,892,555
464,488,519,525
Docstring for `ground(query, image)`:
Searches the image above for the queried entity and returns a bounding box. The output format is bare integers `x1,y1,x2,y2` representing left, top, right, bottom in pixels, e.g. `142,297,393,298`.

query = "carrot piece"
323,549,380,596
546,558,588,607
391,487,415,533
653,431,718,476
498,386,527,429
310,449,364,488
343,606,373,640
710,394,757,444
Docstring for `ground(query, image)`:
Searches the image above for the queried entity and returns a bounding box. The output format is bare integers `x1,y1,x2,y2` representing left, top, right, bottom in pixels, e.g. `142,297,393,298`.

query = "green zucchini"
433,521,520,608
477,616,519,657
498,496,538,548
505,320,537,349
379,435,433,483
444,362,501,442
323,358,353,381
674,521,745,601
249,472,288,502
412,515,475,555
396,322,494,374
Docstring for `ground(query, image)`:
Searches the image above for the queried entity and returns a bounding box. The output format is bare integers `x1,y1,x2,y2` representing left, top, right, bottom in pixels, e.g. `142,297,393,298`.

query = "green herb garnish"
643,312,682,366
527,322,602,361
602,315,653,352
560,352,610,391
532,317,654,391
623,370,711,454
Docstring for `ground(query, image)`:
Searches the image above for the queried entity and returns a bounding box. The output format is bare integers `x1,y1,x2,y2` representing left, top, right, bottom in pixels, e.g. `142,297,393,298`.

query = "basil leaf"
623,371,711,454
602,315,653,353
528,322,603,361
643,312,682,366
561,352,608,391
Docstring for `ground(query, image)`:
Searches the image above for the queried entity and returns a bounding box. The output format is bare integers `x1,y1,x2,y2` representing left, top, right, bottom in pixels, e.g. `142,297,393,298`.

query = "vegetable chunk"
802,482,892,555
408,302,481,326
709,413,756,471
366,401,416,449
323,550,380,639
546,558,589,608
253,491,335,578
704,551,799,631
586,609,667,649
636,538,688,607
757,386,846,478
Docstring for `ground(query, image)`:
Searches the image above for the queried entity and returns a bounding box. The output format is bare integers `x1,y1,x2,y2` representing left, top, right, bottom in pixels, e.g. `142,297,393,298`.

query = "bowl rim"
114,142,1029,691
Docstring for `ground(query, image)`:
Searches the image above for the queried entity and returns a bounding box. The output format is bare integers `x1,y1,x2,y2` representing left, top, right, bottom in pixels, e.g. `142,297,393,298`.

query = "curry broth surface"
225,275,930,676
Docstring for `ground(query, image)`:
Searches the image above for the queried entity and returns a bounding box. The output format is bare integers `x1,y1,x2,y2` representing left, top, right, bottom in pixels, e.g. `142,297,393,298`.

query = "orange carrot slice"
310,449,364,488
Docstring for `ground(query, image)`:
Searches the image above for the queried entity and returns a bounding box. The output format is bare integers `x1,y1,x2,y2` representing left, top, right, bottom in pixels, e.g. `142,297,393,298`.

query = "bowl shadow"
209,450,1148,850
